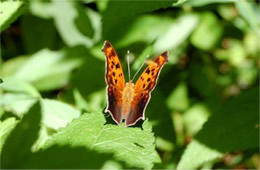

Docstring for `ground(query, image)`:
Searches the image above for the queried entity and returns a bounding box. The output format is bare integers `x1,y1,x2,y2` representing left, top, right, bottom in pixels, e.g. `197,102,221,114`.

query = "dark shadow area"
102,16,137,44
103,0,175,17
0,101,124,169
74,2,94,39
1,101,41,168
23,145,113,169
147,90,176,143
195,87,259,153
70,54,106,97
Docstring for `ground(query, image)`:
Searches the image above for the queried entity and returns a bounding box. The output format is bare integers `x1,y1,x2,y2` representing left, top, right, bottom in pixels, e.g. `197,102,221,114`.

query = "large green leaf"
102,15,174,48
0,0,27,31
43,112,159,169
177,87,259,169
154,14,198,53
0,102,113,169
13,48,84,91
0,77,40,97
103,0,177,17
0,95,80,131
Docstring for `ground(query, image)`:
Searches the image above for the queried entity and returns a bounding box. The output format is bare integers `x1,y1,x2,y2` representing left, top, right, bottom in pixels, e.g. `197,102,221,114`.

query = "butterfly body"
121,81,135,118
102,41,168,127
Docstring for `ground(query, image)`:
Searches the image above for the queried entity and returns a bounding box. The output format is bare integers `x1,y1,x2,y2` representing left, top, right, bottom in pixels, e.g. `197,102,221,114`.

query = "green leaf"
103,0,177,17
191,12,223,50
0,0,27,31
40,99,80,130
51,0,98,48
1,56,28,76
43,112,159,169
103,15,174,47
235,0,260,37
184,0,236,7
0,117,17,152
1,102,42,168
0,93,37,116
29,0,53,19
177,87,259,169
177,140,223,170
154,14,199,53
1,95,80,131
73,88,89,111
166,82,190,111
183,103,210,136
0,77,40,97
13,48,84,91
0,101,112,169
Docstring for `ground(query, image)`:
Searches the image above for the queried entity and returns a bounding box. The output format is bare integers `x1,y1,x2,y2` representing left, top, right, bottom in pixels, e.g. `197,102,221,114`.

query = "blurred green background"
0,0,259,169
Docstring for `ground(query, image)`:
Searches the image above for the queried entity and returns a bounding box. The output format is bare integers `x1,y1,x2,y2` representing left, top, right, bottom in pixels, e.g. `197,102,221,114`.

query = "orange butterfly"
102,41,168,127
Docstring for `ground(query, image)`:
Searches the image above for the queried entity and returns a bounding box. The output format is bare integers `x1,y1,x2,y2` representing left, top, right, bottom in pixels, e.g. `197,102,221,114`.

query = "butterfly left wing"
102,41,126,125
126,52,168,126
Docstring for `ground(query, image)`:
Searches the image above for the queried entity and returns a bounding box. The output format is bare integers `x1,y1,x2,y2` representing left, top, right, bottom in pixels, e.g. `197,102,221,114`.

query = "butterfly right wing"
102,41,125,125
126,52,168,126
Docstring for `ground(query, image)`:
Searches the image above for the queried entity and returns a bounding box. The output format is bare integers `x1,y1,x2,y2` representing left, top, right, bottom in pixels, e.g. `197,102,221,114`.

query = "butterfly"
102,40,168,127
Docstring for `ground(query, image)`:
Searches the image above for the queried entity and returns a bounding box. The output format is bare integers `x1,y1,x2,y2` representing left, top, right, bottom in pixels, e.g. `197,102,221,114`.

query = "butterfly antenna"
127,50,131,81
132,54,149,81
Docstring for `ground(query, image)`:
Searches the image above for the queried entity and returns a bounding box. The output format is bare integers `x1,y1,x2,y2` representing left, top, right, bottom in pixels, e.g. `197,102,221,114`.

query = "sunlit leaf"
0,0,27,31
14,48,84,91
43,112,159,169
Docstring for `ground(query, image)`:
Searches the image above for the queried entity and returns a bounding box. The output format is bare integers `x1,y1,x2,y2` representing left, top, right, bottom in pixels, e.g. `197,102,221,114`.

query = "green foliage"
0,0,259,169
177,87,259,169
0,0,27,31
43,112,159,169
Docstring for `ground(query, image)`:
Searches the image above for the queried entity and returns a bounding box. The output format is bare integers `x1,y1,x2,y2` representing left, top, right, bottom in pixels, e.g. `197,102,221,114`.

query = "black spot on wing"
145,69,150,74
116,63,120,69
146,83,153,90
112,72,116,77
